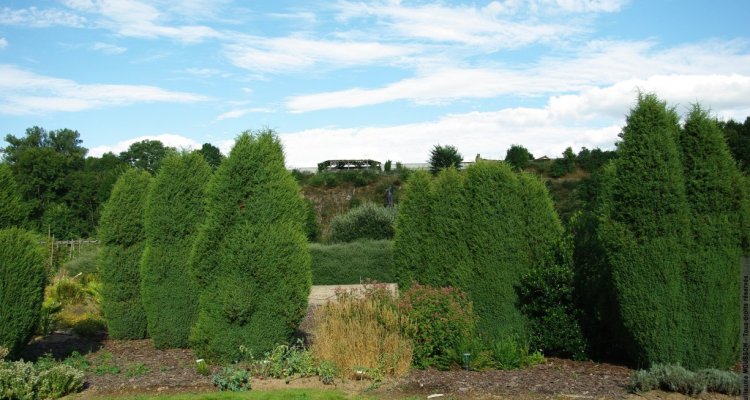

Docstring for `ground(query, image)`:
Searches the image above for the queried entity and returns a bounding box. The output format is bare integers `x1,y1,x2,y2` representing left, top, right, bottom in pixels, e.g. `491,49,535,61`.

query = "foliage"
247,340,316,380
196,359,209,376
629,364,740,396
491,337,545,370
547,147,577,178
0,164,25,229
428,144,463,174
141,152,211,349
398,285,477,370
303,198,321,242
98,168,151,339
118,139,174,174
311,285,412,379
212,366,251,392
443,336,496,371
0,228,46,357
307,170,380,188
677,105,746,368
41,271,103,336
383,160,392,173
576,147,616,173
310,240,394,284
327,202,396,243
0,359,84,400
197,142,224,170
721,116,750,174
189,130,311,362
504,144,533,171
392,170,433,289
518,237,587,360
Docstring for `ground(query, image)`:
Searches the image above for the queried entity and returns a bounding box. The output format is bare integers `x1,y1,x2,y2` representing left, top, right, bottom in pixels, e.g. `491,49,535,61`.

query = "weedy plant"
211,366,251,392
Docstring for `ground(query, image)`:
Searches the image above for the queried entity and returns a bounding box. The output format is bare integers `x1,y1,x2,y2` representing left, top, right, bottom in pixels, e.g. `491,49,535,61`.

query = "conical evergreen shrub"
189,130,311,362
678,106,745,368
393,170,433,289
0,227,45,357
99,168,151,339
141,152,211,349
596,94,691,366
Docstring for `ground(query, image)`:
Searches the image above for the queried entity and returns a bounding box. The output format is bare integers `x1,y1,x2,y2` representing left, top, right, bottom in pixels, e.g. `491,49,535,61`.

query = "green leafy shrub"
212,366,251,391
251,340,316,380
0,359,84,400
98,168,151,339
399,285,476,370
141,152,211,349
0,227,46,357
327,203,396,243
518,237,587,360
443,336,495,371
699,368,741,395
491,337,545,370
190,130,311,362
310,240,394,284
317,361,337,385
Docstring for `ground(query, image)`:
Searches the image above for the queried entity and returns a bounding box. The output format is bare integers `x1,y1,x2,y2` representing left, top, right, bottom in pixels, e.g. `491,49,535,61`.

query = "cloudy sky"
1,0,749,167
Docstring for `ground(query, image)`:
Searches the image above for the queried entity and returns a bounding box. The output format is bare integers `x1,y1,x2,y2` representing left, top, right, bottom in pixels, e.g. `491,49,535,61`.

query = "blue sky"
1,0,749,168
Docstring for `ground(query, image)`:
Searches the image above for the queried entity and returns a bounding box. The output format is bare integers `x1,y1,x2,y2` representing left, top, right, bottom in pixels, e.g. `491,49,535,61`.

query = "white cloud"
223,35,420,73
286,40,750,112
0,6,86,27
62,0,222,43
92,42,126,54
215,107,273,121
0,38,6,49
89,134,202,157
0,64,209,115
280,74,750,168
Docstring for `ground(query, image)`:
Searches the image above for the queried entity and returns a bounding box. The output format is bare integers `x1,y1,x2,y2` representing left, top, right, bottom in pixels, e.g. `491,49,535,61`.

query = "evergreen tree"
0,228,45,357
428,145,463,175
596,94,691,366
463,161,530,342
392,170,433,289
189,130,311,362
141,152,211,348
99,169,151,339
0,164,25,229
424,167,470,289
678,105,745,368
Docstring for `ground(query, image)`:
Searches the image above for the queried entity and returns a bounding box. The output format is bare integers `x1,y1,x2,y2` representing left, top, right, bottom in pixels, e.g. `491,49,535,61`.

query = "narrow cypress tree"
597,94,691,366
189,130,311,362
99,168,151,339
678,106,745,368
393,170,433,289
425,167,470,289
0,228,45,357
463,161,530,342
0,164,25,229
141,152,211,349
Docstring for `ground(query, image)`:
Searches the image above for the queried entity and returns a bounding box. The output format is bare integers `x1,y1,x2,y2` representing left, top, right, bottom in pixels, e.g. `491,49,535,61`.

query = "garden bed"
20,332,737,399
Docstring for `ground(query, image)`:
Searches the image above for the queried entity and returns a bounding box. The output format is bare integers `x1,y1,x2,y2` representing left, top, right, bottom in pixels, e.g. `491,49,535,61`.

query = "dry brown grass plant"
311,284,412,379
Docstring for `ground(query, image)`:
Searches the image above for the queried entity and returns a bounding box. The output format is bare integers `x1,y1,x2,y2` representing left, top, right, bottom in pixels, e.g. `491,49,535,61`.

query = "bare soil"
20,332,739,399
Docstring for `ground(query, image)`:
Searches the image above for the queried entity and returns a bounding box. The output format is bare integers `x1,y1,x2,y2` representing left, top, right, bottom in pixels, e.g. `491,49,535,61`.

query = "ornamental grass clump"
311,285,412,379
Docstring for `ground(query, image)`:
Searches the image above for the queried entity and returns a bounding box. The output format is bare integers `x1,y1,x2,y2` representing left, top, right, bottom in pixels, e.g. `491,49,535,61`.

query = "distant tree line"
0,127,223,238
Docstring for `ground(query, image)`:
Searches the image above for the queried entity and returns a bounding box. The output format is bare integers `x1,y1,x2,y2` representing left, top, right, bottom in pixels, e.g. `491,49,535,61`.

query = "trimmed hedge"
189,130,311,362
327,202,396,243
310,240,393,284
98,168,151,339
141,152,211,348
0,228,46,357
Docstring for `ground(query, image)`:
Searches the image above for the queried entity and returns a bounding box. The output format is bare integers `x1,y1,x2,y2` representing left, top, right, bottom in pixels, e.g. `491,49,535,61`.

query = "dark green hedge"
141,152,211,349
189,131,311,362
393,170,433,289
0,228,45,357
98,168,151,339
310,239,393,284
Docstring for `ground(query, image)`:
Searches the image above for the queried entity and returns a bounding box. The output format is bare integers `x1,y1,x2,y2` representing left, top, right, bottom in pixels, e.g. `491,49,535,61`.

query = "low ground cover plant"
629,364,740,396
0,354,85,399
310,239,394,284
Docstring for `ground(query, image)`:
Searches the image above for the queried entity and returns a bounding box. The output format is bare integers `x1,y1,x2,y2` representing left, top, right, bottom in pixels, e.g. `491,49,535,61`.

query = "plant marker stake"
464,353,470,371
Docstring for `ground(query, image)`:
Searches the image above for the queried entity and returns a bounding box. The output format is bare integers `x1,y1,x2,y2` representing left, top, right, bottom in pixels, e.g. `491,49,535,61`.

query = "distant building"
317,159,381,171
534,156,551,162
